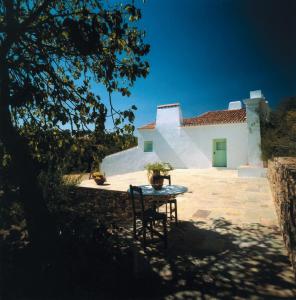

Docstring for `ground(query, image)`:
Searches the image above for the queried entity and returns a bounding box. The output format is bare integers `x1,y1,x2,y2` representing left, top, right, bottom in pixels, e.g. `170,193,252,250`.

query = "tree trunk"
0,59,58,259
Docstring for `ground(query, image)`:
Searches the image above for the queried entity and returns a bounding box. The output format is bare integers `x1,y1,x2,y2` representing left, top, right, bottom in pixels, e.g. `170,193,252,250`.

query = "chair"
129,185,167,248
153,174,171,185
153,175,178,224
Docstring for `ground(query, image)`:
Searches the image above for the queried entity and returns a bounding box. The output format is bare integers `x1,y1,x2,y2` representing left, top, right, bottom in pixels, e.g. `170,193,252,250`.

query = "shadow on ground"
125,218,296,300
1,218,295,300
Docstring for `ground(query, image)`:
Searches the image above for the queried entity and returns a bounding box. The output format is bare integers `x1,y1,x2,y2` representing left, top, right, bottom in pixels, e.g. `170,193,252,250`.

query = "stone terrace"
78,168,296,299
79,168,276,226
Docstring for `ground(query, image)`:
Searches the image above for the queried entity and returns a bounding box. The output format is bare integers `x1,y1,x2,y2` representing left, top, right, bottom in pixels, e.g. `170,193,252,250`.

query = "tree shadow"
119,218,296,300
1,198,296,300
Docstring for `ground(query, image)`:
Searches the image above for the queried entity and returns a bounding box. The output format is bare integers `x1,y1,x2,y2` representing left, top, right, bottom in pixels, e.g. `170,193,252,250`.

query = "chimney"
228,101,242,110
243,90,266,167
250,90,264,99
156,103,182,127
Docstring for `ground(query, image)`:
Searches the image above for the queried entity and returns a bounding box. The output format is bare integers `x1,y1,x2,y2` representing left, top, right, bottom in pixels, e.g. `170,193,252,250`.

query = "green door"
213,139,227,167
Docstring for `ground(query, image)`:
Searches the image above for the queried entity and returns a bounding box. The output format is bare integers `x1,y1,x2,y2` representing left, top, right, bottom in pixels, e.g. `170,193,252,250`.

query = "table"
131,184,188,196
128,184,188,224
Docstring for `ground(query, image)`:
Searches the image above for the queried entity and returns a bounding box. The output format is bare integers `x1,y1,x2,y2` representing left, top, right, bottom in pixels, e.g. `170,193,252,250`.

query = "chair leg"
153,200,158,213
133,219,137,239
143,222,147,247
175,201,178,224
163,218,168,249
165,201,168,217
149,221,154,239
169,202,173,221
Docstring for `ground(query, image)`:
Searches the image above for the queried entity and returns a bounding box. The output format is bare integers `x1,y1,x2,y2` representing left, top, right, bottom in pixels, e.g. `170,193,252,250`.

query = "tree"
0,0,149,254
261,97,296,161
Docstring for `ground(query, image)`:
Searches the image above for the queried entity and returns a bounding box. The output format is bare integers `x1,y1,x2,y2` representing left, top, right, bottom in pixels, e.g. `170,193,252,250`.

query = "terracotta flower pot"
148,171,164,190
94,176,106,185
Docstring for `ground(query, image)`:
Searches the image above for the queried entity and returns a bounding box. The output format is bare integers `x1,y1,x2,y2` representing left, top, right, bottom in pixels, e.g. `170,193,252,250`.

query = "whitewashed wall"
100,146,160,176
139,123,248,169
101,122,248,176
101,92,267,176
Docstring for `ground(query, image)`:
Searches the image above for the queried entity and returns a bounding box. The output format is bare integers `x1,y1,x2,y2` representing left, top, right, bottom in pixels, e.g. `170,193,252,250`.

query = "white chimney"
156,103,182,127
228,101,242,110
243,90,266,167
250,90,264,99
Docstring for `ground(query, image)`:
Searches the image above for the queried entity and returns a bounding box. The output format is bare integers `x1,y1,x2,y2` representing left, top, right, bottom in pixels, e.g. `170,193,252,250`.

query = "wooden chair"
153,175,178,224
129,185,167,248
153,174,171,185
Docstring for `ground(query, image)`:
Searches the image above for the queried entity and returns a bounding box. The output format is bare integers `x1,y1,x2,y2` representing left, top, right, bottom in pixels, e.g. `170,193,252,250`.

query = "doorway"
213,139,227,167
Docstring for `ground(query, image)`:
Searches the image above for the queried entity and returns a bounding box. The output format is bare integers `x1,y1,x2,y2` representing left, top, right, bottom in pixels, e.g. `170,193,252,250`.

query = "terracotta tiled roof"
139,122,156,129
183,108,246,126
138,108,246,129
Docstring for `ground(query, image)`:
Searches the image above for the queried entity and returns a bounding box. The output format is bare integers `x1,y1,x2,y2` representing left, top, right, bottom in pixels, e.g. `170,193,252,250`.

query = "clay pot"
94,176,106,185
148,171,164,190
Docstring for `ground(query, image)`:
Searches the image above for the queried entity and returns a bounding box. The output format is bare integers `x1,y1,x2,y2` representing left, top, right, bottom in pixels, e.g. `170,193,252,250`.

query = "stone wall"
61,187,172,231
268,157,296,275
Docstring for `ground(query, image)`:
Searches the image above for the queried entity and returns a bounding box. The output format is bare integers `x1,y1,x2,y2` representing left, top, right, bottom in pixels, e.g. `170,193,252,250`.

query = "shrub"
261,97,296,161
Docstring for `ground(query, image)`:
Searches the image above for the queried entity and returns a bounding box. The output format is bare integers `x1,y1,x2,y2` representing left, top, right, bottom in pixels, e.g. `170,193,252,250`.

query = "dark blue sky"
102,0,296,129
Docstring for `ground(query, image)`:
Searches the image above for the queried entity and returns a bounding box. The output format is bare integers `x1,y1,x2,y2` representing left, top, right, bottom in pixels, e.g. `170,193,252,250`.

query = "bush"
261,97,296,161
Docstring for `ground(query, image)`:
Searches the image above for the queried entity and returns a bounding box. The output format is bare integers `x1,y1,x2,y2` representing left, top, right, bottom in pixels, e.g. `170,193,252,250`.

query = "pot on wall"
94,177,106,185
91,172,106,185
148,170,164,190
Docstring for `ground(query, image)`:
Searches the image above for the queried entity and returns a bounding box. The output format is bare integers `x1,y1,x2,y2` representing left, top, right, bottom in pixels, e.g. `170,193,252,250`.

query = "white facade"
101,91,268,176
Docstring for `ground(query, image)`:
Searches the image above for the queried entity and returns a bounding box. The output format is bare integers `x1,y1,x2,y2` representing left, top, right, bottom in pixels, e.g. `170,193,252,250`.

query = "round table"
128,185,187,226
128,184,188,196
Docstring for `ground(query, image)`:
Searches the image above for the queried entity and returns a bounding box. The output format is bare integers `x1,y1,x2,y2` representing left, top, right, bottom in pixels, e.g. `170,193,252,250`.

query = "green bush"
261,97,296,161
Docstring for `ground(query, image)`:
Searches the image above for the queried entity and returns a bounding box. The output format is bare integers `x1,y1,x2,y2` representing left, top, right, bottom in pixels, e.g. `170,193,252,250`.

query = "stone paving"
79,168,277,226
79,168,296,299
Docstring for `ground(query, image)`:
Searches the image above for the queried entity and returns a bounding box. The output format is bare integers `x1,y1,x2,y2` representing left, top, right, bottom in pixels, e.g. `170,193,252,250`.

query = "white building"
101,90,269,177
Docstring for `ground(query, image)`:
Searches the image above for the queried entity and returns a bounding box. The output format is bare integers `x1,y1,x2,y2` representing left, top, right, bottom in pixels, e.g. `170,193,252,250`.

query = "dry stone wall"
64,187,172,229
268,157,296,275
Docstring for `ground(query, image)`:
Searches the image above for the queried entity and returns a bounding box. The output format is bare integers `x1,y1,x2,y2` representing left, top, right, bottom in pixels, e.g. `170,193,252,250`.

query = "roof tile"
138,108,246,129
183,108,246,126
139,122,156,129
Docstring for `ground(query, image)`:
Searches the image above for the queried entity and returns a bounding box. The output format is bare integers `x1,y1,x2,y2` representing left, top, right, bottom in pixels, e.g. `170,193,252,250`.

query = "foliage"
22,125,137,173
39,168,81,202
2,0,149,133
0,0,149,246
0,169,136,299
261,97,296,161
145,162,173,175
0,0,145,172
0,167,79,236
92,171,105,177
0,0,148,169
1,124,137,176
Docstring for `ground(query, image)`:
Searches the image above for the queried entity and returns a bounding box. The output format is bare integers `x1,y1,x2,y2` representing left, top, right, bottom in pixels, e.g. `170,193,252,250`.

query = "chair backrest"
129,185,145,217
153,175,171,185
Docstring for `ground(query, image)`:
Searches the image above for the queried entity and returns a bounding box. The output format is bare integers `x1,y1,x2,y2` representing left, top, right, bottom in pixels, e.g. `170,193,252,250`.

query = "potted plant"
92,171,106,185
145,162,173,190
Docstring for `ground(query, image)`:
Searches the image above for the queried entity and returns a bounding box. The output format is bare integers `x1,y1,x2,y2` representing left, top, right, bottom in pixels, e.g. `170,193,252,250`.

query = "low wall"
268,157,296,275
63,187,172,230
101,147,160,176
